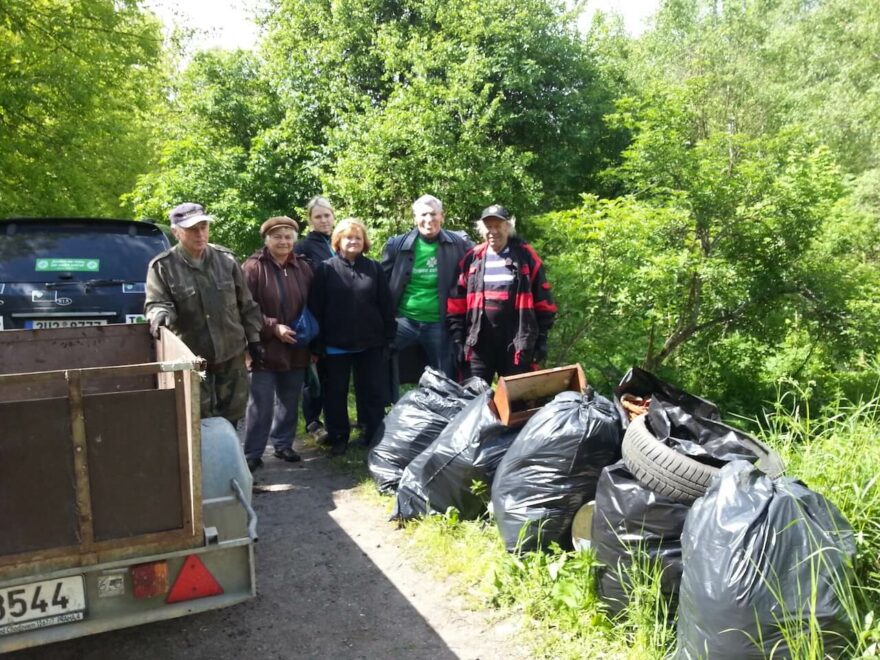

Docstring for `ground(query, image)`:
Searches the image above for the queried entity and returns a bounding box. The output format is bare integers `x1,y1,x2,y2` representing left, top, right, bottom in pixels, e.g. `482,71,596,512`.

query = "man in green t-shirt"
381,195,471,394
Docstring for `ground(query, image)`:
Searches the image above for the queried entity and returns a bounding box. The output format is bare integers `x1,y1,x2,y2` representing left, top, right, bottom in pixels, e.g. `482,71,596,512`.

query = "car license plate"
25,319,109,329
0,576,86,636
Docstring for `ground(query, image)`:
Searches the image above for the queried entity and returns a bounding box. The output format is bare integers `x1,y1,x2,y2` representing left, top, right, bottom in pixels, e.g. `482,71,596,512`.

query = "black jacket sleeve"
379,234,400,281
307,262,328,352
374,260,397,345
446,251,471,345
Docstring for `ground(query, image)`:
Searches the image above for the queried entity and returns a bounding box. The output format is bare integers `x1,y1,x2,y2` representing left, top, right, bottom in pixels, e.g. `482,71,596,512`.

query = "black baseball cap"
479,204,511,222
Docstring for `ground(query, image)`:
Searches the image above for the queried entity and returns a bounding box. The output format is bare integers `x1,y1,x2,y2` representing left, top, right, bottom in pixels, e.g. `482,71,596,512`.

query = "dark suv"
0,218,171,330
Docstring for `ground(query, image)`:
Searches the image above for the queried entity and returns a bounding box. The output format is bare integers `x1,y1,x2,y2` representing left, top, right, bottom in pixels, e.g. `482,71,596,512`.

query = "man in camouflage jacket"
145,202,262,423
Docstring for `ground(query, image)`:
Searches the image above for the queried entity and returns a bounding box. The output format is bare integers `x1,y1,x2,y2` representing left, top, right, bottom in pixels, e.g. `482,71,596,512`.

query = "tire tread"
621,414,717,504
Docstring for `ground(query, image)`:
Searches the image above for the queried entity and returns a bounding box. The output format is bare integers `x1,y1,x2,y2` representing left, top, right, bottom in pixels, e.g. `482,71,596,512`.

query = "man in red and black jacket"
446,204,557,383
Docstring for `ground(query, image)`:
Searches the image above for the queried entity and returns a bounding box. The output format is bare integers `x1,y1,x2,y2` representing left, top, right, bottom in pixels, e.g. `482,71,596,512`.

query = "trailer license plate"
25,319,108,329
0,576,86,636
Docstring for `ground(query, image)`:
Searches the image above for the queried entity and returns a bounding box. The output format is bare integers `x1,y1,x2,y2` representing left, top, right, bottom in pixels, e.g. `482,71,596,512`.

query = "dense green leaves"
131,0,620,246
126,49,292,254
0,0,164,217
535,0,880,410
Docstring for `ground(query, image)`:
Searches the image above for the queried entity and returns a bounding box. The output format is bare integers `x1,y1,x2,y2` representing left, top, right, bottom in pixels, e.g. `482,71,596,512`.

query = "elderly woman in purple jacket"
241,216,313,472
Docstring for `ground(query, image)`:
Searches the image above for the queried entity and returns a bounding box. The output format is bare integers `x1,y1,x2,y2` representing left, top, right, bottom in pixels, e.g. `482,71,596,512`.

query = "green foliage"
402,512,505,599
630,0,880,177
126,49,298,256
0,0,165,217
126,0,628,255
765,1,880,175
490,543,603,631
532,149,867,411
304,0,618,220
529,30,880,411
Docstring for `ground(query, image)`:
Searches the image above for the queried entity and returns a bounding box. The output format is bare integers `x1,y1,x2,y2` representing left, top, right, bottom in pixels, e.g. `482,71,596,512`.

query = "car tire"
621,414,712,504
622,413,784,505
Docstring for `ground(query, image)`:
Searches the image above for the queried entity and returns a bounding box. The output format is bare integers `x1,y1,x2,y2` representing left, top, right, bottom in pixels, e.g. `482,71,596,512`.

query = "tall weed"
759,388,880,656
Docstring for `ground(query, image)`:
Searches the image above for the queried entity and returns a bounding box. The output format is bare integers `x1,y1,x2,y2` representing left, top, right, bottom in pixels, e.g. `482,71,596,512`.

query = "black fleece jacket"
308,254,396,351
295,230,335,268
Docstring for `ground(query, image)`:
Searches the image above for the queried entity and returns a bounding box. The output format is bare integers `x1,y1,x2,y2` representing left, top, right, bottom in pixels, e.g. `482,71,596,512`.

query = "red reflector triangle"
166,554,224,604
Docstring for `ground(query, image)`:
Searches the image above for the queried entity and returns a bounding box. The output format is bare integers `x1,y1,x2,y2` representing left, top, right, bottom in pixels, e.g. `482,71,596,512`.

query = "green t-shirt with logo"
398,237,440,322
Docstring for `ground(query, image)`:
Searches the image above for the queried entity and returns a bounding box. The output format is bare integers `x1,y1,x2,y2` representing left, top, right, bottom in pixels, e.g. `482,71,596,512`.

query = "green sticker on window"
35,258,100,272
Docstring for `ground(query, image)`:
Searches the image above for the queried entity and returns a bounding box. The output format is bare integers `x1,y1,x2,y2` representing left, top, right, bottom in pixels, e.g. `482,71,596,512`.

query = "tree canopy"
0,0,165,217
529,0,880,409
129,0,622,245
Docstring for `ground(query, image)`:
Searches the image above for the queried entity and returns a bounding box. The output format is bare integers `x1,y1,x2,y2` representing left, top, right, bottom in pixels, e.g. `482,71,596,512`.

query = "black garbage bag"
368,369,489,494
676,461,855,659
617,366,780,470
647,392,765,466
393,390,518,521
592,461,690,616
491,389,622,553
614,366,717,430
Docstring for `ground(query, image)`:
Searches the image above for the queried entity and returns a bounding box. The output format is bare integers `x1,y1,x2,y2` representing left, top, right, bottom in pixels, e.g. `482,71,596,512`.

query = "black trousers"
323,347,387,446
303,357,369,429
466,323,531,385
301,357,326,427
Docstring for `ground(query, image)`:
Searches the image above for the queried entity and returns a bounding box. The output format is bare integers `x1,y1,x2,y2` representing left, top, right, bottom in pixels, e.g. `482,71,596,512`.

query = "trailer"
0,324,256,653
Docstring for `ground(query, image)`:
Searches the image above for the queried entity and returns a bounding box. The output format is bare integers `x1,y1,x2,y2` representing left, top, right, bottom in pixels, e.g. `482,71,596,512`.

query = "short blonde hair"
307,196,335,219
331,218,371,253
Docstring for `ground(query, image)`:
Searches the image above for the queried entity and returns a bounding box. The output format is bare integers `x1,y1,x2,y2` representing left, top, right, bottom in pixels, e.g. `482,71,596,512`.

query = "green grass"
352,390,880,658
758,391,880,657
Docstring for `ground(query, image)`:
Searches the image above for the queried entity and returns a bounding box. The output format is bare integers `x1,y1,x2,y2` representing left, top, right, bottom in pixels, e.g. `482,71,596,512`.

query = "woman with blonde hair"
308,219,396,455
294,195,337,443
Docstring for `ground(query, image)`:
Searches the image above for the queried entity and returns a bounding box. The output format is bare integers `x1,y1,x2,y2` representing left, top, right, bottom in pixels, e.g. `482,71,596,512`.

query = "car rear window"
0,221,169,282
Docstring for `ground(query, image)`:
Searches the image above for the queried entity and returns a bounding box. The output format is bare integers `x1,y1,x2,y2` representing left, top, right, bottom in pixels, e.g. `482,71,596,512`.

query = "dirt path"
11,442,527,660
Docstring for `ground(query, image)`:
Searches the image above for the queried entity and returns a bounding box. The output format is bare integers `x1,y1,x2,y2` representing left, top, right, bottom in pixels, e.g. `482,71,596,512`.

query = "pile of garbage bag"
590,367,788,613
593,366,855,652
393,390,518,521
492,389,621,552
369,369,489,494
372,364,856,651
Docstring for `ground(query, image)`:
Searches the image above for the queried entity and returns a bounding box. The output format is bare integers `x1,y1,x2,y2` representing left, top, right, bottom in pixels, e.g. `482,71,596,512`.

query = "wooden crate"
494,364,587,427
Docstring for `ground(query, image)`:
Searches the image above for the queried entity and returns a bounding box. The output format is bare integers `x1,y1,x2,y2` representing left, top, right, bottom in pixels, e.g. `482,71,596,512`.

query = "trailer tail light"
131,561,169,599
166,555,224,604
